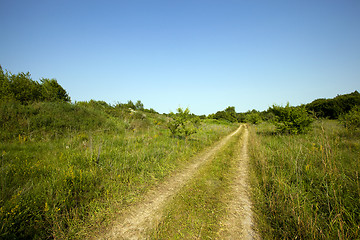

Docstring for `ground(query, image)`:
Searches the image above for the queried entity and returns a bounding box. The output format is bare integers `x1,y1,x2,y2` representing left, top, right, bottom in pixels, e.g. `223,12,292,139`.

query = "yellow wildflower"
44,202,49,212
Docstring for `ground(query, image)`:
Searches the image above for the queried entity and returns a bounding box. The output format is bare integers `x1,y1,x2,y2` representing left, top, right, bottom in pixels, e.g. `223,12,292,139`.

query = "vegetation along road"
2,68,359,239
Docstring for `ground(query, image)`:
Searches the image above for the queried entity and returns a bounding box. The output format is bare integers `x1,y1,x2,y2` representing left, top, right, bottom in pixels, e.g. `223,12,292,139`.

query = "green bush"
211,106,238,123
245,112,262,124
167,107,200,137
40,78,70,102
270,103,313,134
339,105,360,130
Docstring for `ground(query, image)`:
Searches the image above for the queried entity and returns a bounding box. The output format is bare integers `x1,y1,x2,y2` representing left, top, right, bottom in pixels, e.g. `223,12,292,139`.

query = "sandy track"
100,126,242,240
220,126,258,239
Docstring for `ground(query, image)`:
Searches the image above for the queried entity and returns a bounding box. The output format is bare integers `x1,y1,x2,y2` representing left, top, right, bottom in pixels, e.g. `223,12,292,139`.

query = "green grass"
0,102,237,239
150,126,243,239
0,101,121,141
249,120,360,239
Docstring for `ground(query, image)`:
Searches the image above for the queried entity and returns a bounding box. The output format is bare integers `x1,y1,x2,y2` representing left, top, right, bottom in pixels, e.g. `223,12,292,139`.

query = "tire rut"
220,126,258,239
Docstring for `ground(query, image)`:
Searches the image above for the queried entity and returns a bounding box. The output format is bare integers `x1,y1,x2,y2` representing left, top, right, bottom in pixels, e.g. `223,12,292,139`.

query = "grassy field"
3,99,359,239
0,101,237,239
249,120,360,239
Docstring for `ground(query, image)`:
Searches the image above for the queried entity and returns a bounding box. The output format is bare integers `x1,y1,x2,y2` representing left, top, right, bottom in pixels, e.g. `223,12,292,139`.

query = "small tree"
167,107,200,137
135,100,144,110
270,103,313,134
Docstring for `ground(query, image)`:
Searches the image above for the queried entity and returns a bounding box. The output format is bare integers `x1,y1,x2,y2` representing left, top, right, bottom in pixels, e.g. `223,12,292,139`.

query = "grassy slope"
249,120,360,239
0,102,237,239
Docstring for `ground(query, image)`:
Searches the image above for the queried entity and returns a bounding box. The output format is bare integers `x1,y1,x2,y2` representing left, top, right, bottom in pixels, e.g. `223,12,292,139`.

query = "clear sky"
1,0,359,115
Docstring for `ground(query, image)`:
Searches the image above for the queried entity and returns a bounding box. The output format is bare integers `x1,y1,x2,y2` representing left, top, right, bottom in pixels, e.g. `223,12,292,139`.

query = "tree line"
208,91,360,133
0,65,70,103
2,65,359,134
306,91,360,119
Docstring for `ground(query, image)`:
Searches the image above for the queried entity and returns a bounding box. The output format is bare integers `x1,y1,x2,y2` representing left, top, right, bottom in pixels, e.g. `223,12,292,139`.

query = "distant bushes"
306,91,360,119
270,104,313,134
0,65,70,104
244,111,262,124
210,106,238,123
115,100,158,114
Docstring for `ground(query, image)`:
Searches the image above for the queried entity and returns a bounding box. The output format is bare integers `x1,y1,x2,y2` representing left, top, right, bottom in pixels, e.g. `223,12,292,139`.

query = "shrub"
212,106,238,123
245,112,262,124
339,105,360,130
270,103,313,134
167,107,200,137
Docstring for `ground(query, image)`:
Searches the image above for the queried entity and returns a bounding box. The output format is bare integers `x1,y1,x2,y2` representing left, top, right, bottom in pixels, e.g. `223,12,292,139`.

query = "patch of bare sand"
219,126,258,240
99,126,242,240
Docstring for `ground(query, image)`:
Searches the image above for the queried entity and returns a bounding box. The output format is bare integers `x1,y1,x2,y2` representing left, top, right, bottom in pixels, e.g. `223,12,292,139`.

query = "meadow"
249,120,360,239
1,83,360,239
0,101,237,239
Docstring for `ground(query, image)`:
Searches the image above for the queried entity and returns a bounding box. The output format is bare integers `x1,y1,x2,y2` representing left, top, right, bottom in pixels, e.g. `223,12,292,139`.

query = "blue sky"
1,0,359,115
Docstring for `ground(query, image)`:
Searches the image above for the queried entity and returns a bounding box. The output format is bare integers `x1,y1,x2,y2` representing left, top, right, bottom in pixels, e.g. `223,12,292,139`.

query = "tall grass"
0,102,237,239
249,120,360,239
0,101,119,141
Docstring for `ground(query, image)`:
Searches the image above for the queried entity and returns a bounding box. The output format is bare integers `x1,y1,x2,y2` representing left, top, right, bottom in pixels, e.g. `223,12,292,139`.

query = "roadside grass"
150,125,243,239
248,120,360,239
0,102,237,239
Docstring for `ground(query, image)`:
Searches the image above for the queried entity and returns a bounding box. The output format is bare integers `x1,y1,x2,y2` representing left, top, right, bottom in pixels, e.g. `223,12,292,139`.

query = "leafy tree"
270,103,313,134
9,71,42,104
306,91,360,119
40,78,70,102
236,112,246,123
245,112,262,124
167,107,200,137
0,66,70,104
212,106,238,122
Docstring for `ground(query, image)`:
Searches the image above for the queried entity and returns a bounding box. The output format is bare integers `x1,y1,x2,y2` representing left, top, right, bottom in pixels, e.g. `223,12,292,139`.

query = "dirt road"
100,125,256,239
220,126,258,239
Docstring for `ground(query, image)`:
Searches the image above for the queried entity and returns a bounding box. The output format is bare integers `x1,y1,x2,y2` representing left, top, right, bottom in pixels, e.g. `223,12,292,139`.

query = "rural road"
100,125,256,239
220,126,258,239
